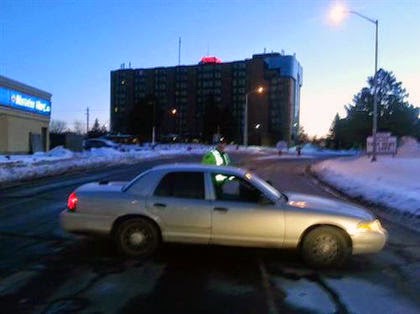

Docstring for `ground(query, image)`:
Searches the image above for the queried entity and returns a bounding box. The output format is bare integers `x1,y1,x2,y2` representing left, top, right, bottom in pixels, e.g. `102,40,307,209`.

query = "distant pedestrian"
276,140,287,156
296,145,302,156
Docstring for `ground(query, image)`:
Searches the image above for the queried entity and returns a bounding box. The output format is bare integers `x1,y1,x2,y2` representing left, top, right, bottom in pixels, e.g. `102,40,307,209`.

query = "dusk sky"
1,0,419,137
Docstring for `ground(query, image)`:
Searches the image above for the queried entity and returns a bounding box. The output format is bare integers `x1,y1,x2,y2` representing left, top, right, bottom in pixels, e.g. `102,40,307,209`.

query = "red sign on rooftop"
200,56,222,64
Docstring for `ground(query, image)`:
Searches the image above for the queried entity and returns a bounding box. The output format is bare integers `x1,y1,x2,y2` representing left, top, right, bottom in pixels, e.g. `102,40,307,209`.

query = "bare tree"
73,120,85,135
49,120,68,134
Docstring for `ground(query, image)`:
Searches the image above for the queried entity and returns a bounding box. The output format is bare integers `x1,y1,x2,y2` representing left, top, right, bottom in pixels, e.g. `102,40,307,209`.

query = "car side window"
211,173,261,203
154,172,205,199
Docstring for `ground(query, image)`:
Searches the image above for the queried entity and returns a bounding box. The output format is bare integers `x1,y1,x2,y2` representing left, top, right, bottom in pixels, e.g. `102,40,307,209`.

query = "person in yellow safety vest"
202,141,231,183
202,141,231,166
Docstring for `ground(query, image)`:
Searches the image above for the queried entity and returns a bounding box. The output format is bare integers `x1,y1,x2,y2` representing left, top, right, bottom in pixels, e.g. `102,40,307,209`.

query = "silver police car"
60,163,387,267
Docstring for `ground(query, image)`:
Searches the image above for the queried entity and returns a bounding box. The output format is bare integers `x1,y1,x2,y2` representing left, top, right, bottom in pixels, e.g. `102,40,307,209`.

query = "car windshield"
245,171,287,202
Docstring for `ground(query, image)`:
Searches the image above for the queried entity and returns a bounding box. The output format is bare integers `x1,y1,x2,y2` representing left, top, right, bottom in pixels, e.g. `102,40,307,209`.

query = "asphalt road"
0,151,419,314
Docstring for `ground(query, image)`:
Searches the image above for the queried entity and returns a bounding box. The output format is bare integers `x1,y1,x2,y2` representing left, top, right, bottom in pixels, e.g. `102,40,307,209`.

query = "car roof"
151,163,248,175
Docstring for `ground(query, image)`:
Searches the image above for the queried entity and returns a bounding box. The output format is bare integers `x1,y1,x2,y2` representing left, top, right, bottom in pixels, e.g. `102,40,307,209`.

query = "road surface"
0,151,418,313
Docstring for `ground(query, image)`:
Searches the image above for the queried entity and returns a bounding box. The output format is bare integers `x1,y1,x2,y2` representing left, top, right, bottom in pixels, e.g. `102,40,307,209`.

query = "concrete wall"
0,107,49,154
0,114,8,153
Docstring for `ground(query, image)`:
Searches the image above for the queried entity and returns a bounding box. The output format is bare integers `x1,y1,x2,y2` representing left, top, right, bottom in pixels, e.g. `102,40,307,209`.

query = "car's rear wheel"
115,218,160,257
301,226,350,268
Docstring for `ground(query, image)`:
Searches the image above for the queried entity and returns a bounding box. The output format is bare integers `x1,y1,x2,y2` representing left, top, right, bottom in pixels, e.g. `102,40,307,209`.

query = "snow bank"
398,136,420,157
312,138,420,230
239,144,358,157
0,144,208,186
288,143,359,156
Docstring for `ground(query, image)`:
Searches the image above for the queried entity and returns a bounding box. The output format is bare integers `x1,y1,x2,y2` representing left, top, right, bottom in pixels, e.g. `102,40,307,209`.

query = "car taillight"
67,192,78,211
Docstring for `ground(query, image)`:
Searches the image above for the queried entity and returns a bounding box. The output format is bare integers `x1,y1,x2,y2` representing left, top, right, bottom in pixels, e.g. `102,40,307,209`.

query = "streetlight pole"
244,93,249,147
348,11,379,161
243,86,264,147
170,108,178,136
372,18,379,162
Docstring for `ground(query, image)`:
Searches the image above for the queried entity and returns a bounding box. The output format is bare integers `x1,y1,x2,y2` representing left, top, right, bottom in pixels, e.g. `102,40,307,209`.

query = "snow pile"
239,144,358,157
0,144,208,186
313,139,420,229
0,146,75,165
87,147,124,157
33,146,75,159
288,143,359,156
398,136,420,157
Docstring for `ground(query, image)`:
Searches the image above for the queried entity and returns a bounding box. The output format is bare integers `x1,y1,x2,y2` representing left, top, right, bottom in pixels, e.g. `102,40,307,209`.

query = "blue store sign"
0,87,51,116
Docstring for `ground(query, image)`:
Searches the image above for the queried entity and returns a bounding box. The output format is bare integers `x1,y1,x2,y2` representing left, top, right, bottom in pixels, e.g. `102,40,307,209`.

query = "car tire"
115,218,160,257
301,226,350,268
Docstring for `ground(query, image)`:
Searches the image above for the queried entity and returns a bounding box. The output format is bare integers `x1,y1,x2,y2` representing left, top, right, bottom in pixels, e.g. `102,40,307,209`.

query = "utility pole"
371,19,379,162
86,107,90,134
178,37,181,66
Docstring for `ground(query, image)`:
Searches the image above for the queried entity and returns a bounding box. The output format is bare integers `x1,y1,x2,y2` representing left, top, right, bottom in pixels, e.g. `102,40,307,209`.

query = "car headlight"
357,219,383,232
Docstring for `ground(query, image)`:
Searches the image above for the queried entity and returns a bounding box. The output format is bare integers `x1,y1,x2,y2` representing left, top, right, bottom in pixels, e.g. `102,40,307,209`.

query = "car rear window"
154,171,204,199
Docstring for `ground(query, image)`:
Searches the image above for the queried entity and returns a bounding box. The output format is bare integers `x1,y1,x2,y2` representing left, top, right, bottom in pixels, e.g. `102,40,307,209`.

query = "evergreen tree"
329,69,419,149
88,118,108,138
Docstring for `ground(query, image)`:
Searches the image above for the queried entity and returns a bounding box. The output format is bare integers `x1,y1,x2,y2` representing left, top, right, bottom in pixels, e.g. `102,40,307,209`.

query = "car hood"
285,192,375,221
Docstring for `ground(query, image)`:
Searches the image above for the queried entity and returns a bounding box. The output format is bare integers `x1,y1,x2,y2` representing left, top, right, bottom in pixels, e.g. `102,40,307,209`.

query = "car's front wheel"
115,218,160,257
301,226,350,268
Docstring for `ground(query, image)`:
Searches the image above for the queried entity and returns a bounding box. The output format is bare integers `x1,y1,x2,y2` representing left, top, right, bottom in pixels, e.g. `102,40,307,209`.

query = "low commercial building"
0,75,52,154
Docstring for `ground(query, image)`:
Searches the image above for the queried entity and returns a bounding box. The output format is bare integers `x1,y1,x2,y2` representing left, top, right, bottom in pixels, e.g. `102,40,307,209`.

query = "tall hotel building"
110,52,302,145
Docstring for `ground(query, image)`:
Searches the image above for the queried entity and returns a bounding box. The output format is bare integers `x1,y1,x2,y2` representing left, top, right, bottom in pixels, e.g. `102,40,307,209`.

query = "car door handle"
154,203,166,208
214,207,228,212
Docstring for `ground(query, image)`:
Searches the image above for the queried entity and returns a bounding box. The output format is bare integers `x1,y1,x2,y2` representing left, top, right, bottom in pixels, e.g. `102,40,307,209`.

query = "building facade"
110,53,302,145
0,75,52,154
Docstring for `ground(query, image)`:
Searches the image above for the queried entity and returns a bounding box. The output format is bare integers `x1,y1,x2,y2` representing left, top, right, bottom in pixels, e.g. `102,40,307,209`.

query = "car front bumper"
351,228,388,254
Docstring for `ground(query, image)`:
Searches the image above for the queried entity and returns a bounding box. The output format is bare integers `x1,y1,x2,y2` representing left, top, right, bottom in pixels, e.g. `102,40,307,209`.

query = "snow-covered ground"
1,139,419,230
0,143,352,186
312,137,420,230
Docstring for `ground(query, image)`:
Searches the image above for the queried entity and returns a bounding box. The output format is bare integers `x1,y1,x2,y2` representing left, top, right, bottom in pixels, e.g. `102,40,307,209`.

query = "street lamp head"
171,108,177,115
257,86,264,93
329,3,348,24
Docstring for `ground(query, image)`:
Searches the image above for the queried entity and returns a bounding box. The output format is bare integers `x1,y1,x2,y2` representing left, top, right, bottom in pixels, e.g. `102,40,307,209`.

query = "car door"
145,171,212,244
209,172,285,248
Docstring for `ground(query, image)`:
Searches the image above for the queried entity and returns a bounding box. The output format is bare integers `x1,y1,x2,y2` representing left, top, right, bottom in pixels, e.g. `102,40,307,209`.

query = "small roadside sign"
366,132,397,155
